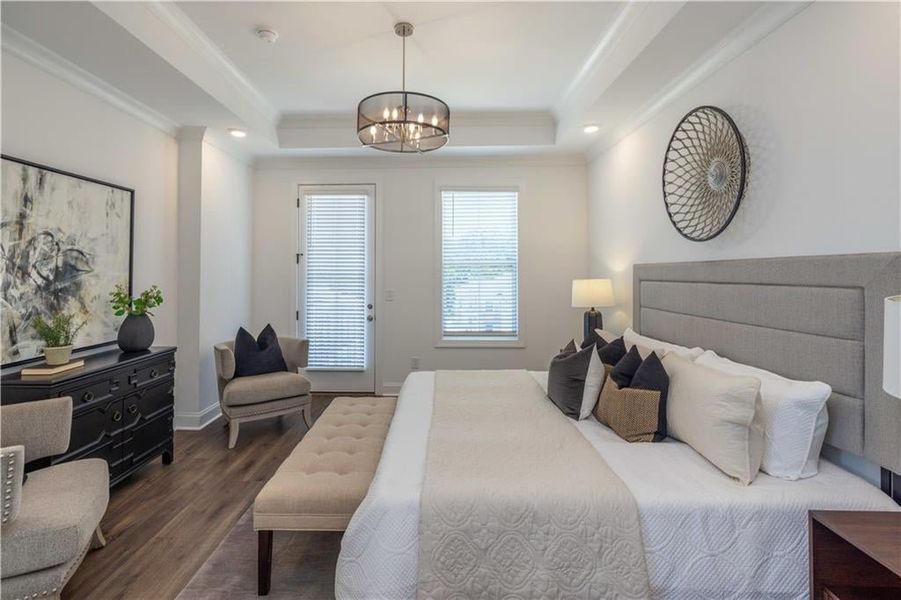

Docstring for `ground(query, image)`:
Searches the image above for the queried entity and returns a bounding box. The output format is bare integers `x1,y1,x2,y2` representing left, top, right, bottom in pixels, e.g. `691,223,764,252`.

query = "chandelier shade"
357,91,450,152
357,22,450,153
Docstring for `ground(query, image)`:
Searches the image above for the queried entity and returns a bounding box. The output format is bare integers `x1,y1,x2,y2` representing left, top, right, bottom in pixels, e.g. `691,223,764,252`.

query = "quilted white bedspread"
335,371,898,600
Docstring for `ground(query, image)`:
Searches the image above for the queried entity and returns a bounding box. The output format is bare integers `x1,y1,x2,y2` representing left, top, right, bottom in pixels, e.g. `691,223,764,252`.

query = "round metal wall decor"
662,105,748,241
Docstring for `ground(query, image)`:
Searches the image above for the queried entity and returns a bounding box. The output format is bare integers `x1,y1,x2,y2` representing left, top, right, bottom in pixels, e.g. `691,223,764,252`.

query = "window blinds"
304,193,368,369
441,189,519,338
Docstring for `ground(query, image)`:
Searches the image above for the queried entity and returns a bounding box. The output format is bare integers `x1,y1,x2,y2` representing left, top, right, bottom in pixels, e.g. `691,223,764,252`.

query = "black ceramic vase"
118,313,155,352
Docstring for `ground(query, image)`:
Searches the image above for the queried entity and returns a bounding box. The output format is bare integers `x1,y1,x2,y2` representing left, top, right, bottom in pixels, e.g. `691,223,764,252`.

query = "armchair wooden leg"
301,403,312,429
91,525,107,549
258,530,273,596
227,420,240,449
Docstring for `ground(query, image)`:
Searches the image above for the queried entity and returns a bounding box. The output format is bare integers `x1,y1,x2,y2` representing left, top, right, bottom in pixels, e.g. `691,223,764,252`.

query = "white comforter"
335,371,898,600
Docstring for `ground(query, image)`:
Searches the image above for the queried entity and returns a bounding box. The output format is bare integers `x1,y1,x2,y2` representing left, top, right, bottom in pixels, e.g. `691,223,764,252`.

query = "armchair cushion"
222,371,312,407
0,397,72,463
1,458,108,578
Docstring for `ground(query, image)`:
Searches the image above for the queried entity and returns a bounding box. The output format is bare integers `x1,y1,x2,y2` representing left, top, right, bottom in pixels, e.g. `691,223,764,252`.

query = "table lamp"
572,278,615,342
885,295,900,398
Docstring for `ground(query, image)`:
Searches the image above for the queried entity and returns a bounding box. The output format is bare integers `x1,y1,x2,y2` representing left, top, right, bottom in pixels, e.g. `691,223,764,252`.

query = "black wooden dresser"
1,346,176,486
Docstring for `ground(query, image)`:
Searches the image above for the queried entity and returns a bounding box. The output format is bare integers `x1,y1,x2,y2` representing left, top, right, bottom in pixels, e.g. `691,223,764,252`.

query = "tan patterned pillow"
595,382,665,442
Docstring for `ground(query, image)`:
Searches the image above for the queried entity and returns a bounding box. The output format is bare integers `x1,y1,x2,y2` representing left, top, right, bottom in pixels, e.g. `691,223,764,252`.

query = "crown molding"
141,2,280,125
2,25,179,136
254,152,587,172
587,1,812,160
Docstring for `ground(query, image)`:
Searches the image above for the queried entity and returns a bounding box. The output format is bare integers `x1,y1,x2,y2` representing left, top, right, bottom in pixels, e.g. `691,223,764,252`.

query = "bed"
335,253,901,599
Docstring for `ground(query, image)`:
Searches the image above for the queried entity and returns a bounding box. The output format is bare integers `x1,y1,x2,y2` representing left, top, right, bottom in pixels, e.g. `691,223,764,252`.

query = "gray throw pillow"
547,344,593,419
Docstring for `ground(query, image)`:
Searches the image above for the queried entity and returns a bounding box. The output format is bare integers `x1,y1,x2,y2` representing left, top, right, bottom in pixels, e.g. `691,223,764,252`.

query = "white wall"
586,2,899,484
252,156,589,392
1,52,179,350
1,53,253,428
198,142,252,415
588,1,900,333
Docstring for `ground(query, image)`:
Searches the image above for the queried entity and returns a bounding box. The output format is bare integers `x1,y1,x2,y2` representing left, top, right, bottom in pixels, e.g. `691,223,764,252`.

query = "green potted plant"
110,284,163,352
30,313,87,366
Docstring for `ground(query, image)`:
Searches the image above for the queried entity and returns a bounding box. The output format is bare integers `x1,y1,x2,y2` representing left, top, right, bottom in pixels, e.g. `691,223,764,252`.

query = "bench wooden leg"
258,530,273,596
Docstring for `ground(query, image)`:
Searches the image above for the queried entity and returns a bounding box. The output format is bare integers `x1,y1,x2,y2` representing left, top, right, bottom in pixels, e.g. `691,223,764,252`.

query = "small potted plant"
110,284,164,352
30,313,87,366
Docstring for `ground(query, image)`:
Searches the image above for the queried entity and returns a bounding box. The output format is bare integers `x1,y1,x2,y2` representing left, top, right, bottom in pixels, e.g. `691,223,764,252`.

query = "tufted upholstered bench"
253,396,397,595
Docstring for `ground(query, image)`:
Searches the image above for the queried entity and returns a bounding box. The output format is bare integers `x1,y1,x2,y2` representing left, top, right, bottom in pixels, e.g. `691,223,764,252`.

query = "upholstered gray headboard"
633,252,901,474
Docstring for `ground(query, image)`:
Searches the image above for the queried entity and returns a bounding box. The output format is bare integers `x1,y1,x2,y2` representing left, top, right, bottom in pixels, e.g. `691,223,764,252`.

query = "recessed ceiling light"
228,128,247,139
583,124,600,134
256,28,279,44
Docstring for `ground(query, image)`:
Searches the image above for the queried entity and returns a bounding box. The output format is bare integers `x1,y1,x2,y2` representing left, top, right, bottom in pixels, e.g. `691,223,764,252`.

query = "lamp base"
583,309,603,344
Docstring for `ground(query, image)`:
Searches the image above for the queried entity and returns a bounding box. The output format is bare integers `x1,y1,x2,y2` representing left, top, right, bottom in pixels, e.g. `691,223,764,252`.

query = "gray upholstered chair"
0,397,109,600
213,336,313,449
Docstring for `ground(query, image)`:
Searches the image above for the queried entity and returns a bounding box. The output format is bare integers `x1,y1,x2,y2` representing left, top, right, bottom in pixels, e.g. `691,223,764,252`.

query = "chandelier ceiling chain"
356,21,450,153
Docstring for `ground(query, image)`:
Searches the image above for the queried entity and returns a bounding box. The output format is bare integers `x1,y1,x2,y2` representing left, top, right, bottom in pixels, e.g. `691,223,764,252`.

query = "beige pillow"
662,353,765,485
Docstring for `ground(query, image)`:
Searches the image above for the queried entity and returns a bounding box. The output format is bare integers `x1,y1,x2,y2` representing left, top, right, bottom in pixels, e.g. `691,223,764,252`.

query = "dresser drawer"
130,357,175,390
122,410,173,470
54,397,124,463
122,379,174,426
59,374,123,411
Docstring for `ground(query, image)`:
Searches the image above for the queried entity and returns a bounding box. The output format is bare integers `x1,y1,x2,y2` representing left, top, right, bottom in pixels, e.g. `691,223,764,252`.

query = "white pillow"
624,328,704,360
662,353,765,485
696,351,830,480
579,346,607,420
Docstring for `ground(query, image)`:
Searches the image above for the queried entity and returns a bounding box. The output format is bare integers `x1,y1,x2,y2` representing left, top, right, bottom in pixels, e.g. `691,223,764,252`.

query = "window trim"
434,185,524,349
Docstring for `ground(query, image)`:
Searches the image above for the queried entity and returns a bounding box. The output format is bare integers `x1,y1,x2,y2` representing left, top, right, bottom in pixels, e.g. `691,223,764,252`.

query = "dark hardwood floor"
64,395,343,600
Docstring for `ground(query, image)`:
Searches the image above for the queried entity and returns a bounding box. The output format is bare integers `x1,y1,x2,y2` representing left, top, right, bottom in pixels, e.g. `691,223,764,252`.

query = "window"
440,189,519,341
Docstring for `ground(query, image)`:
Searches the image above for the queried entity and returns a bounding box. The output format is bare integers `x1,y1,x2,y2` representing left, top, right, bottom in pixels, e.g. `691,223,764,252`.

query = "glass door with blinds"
297,186,375,392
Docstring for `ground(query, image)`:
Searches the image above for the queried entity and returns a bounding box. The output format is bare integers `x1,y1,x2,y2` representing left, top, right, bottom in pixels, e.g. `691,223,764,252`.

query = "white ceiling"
176,1,622,113
0,1,811,159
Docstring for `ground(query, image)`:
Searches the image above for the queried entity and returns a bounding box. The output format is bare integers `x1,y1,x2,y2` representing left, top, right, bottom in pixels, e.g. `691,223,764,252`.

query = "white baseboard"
380,382,403,396
174,403,221,431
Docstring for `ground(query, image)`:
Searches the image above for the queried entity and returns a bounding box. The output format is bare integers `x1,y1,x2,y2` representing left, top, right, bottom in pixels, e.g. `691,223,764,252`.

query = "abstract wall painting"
1,156,133,366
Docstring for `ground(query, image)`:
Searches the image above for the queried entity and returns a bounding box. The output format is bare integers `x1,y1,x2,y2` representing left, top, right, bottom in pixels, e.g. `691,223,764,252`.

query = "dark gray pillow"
234,324,288,377
597,337,627,366
547,344,593,419
630,352,669,441
610,346,642,387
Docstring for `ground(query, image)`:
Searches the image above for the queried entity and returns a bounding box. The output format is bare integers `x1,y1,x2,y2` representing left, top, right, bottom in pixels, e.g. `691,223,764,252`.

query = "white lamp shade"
885,295,900,398
572,279,615,308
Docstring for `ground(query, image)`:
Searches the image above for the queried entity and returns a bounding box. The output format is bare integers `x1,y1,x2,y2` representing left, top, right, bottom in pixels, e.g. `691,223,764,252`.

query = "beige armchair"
0,397,109,600
213,336,313,449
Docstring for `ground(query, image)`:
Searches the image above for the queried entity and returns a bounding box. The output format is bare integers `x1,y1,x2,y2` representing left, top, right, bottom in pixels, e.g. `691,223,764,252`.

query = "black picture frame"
1,154,134,368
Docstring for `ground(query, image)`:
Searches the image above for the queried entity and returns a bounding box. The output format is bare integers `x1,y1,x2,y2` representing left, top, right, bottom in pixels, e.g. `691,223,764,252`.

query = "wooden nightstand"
809,510,901,599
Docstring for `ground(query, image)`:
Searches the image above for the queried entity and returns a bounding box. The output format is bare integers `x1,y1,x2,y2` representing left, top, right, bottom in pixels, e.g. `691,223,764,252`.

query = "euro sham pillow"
696,351,830,480
595,351,669,442
624,328,704,361
548,341,606,420
234,324,288,377
662,353,765,485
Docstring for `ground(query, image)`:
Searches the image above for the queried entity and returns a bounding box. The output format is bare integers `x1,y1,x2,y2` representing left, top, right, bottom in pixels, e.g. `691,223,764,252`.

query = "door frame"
295,183,383,394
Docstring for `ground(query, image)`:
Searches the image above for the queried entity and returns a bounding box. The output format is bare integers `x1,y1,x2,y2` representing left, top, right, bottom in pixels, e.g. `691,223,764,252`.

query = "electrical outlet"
410,357,420,370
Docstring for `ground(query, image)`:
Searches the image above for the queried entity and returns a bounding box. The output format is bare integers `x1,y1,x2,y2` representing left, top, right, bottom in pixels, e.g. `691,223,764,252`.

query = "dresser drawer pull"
81,391,95,403
112,410,123,423
150,368,159,379
128,404,138,415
